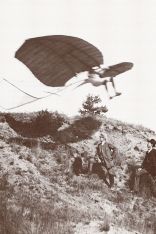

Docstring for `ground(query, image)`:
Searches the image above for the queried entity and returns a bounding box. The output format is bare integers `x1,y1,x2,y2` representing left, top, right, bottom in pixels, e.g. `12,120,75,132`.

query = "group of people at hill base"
70,132,156,194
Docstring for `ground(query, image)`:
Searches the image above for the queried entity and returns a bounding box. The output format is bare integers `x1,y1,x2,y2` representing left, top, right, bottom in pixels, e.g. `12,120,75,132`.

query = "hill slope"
0,115,156,234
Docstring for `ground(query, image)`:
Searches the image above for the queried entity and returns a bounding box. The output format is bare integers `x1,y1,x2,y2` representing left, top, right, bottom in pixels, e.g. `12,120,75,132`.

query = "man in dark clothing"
141,139,156,177
73,156,82,176
72,154,83,176
133,139,156,194
96,133,118,188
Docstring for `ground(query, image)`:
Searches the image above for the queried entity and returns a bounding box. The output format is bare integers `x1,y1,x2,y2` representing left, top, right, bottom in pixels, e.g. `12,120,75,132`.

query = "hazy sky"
0,0,156,131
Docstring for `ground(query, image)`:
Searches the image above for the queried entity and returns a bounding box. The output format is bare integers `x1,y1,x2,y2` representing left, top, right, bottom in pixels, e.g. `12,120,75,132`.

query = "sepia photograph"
0,0,156,233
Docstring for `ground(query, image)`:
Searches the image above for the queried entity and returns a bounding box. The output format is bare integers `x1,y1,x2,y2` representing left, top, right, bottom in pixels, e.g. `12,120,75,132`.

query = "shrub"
33,110,66,137
79,94,108,116
5,111,67,137
71,116,102,139
56,116,102,143
5,113,34,137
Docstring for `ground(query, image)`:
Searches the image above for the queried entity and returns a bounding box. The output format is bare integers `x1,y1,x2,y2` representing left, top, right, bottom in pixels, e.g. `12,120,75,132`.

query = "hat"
147,138,156,146
99,133,107,140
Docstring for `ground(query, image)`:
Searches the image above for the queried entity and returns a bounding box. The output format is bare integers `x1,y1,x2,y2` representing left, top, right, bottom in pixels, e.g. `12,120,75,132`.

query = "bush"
5,111,67,137
79,94,108,116
56,116,102,143
33,110,66,137
71,116,102,139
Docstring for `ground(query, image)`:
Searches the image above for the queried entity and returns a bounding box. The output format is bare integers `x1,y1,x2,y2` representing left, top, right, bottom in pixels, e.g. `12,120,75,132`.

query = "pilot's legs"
104,80,112,99
110,77,121,97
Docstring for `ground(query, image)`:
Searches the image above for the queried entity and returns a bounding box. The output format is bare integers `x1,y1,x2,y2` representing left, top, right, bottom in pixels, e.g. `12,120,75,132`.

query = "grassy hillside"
0,112,156,234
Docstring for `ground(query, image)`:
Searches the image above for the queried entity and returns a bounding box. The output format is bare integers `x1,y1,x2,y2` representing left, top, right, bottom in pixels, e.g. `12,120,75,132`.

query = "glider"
15,35,134,102
15,35,103,87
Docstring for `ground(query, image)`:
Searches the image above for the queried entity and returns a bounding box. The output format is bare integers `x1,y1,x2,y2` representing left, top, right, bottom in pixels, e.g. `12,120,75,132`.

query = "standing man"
96,133,118,188
141,139,156,177
133,138,156,194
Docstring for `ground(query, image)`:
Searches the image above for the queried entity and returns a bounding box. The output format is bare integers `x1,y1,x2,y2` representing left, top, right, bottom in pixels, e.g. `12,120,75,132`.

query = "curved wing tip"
129,62,134,69
124,62,134,69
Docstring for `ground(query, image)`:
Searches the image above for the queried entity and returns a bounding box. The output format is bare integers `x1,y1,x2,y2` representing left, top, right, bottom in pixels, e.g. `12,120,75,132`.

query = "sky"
0,0,156,132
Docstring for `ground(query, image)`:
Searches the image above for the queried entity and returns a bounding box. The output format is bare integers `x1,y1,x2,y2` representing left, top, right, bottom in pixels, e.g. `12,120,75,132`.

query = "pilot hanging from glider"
75,65,121,99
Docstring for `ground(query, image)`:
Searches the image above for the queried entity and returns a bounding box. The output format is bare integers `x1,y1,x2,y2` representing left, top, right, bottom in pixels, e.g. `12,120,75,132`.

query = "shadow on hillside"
57,116,102,143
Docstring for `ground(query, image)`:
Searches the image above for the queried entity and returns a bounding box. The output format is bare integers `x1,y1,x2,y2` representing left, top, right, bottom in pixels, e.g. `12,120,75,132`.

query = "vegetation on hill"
79,94,108,116
4,110,67,137
0,110,156,234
